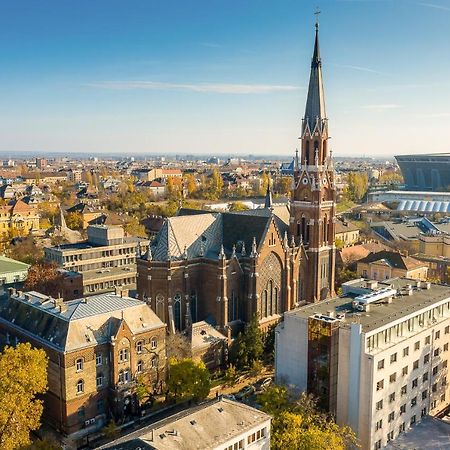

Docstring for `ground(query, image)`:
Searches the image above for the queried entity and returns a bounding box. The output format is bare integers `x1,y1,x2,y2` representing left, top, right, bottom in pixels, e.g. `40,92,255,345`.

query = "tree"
65,212,83,230
250,359,263,377
184,174,197,196
166,358,211,402
274,176,292,197
264,323,276,361
229,201,249,211
229,314,264,369
166,332,191,360
257,386,358,450
102,420,119,440
24,263,65,298
123,217,147,238
224,365,238,386
136,375,154,407
22,438,62,450
345,172,368,202
0,343,48,450
7,237,43,265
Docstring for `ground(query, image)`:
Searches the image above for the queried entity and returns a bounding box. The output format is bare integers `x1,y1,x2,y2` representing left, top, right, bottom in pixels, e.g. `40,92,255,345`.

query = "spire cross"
314,7,321,29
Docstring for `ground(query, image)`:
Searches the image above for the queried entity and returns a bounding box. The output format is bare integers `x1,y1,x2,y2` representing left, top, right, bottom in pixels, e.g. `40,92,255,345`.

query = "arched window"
156,294,165,322
151,337,157,349
137,360,143,373
305,141,310,165
228,290,238,322
173,293,182,331
274,286,279,314
190,290,198,323
323,215,328,245
151,356,158,369
263,290,268,318
76,358,83,372
268,280,273,316
76,379,84,394
136,341,143,354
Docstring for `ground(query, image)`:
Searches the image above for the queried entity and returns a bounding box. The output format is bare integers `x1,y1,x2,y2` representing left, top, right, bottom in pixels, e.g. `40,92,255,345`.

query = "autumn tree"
345,172,368,202
229,314,264,369
229,201,249,211
274,176,292,197
258,386,358,450
22,438,62,450
166,332,191,360
65,211,83,230
166,358,211,402
24,263,65,298
184,174,197,196
123,217,147,238
7,237,43,265
0,343,48,450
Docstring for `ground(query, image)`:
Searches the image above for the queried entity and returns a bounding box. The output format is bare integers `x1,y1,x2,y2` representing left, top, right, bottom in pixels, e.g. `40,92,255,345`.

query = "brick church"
137,21,336,333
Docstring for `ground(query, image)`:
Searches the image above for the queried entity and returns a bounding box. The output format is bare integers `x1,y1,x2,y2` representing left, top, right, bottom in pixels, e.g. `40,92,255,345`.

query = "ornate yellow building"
0,199,40,237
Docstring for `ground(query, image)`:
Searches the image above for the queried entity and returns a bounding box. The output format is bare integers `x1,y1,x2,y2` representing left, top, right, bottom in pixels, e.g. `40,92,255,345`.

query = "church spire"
303,17,326,135
264,179,273,209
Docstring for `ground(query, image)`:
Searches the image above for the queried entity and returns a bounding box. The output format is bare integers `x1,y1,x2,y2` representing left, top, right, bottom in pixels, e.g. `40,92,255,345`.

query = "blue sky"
0,0,449,157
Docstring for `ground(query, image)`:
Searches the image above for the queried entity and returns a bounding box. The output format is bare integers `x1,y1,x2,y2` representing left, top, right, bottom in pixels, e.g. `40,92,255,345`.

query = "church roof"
303,22,327,133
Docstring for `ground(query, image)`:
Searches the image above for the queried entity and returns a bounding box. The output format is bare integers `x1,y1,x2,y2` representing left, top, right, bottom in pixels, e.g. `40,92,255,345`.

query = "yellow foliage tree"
0,343,48,450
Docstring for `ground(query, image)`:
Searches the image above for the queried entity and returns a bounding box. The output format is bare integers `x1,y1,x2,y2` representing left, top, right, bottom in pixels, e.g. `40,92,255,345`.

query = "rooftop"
98,398,271,450
0,255,30,274
288,278,450,333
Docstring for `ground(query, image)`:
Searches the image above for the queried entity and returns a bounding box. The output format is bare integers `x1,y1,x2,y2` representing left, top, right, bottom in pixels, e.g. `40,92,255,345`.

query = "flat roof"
0,255,29,273
288,278,450,333
98,398,271,450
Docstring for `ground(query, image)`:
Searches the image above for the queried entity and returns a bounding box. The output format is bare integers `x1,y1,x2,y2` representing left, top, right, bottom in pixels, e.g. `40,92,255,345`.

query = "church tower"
290,19,336,302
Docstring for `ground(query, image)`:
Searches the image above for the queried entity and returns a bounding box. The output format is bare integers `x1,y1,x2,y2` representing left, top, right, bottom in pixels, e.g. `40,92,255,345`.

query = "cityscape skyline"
1,1,449,156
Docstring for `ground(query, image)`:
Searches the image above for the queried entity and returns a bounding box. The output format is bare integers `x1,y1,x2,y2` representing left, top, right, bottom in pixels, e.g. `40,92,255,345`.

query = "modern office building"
0,289,166,441
98,397,271,450
395,154,450,191
276,278,450,450
45,225,149,295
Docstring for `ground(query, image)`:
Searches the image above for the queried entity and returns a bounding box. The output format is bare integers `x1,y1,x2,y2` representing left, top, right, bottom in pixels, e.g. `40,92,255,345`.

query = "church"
137,21,336,333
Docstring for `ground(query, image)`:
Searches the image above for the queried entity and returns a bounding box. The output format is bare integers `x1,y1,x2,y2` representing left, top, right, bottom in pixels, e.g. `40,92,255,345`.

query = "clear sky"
0,0,449,157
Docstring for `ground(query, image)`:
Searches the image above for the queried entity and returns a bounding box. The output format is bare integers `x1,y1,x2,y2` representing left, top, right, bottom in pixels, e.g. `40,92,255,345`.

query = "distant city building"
335,219,360,247
132,168,182,182
98,398,271,450
395,154,450,191
45,225,148,295
67,169,82,183
0,290,166,441
276,278,450,450
35,157,47,170
0,199,40,239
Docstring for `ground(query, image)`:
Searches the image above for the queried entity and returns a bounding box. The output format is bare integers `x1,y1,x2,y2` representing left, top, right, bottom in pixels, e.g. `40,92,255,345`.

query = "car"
235,385,255,400
223,394,236,401
259,377,272,390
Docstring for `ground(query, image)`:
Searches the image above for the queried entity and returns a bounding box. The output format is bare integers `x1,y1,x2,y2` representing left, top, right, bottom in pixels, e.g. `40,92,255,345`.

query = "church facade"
137,22,336,333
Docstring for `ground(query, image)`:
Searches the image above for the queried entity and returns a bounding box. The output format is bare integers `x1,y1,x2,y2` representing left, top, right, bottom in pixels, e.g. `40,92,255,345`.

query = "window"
425,335,431,345
119,348,129,362
376,400,383,411
412,378,418,388
436,330,440,340
441,393,446,402
96,373,103,388
387,430,394,441
400,404,406,415
151,338,157,349
402,366,408,376
422,390,428,400
375,440,382,450
411,397,417,407
376,379,384,391
378,359,385,370
96,354,102,366
401,385,407,396
432,382,437,392
414,341,420,351
390,353,397,364
389,392,396,403
388,411,395,423
444,360,448,368
76,379,84,394
423,372,429,383
399,422,406,433
403,347,409,357
173,293,182,331
119,369,130,384
375,419,382,430
390,373,396,383
151,356,157,368
421,407,427,417
76,358,83,372
433,366,439,376
413,360,419,370
424,353,430,364
431,400,437,409
434,348,440,357
136,341,143,354
445,326,449,335
137,360,143,373
442,377,447,387
444,343,449,352
410,415,416,425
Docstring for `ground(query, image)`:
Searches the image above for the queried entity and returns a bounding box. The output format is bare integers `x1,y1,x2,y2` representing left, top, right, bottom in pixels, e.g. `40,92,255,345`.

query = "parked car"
235,385,255,400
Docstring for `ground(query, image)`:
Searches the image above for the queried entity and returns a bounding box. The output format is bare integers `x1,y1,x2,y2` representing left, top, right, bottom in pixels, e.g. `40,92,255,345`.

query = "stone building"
137,20,336,333
0,199,40,238
0,290,166,442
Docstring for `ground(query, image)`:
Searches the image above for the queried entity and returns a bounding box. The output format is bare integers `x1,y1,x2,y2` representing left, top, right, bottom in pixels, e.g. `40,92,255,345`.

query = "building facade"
45,225,149,295
0,290,166,441
0,199,40,238
276,278,450,450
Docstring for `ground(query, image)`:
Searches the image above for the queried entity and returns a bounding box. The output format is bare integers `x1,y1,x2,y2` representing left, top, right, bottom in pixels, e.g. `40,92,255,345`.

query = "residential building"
276,278,450,450
0,290,166,441
45,225,149,295
0,199,40,238
67,169,82,183
132,168,183,182
335,219,360,247
98,398,271,450
66,202,104,229
357,251,428,281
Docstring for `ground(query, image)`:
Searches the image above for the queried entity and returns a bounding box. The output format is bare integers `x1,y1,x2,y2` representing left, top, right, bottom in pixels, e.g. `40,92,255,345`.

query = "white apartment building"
276,278,450,450
97,397,271,450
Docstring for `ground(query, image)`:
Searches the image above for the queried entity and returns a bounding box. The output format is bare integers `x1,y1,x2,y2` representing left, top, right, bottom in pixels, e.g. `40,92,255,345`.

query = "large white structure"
276,278,450,450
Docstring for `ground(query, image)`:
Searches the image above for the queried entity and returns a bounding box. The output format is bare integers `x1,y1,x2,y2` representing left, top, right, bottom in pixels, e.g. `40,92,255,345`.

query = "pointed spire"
182,245,188,259
218,244,225,260
264,179,273,209
303,18,326,134
295,148,299,170
283,231,289,248
199,240,205,257
241,241,246,257
144,246,152,261
250,237,258,258
231,244,236,258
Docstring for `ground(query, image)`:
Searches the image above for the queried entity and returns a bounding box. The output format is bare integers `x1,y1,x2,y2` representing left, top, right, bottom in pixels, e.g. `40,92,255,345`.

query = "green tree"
229,201,249,211
166,358,211,402
65,212,83,230
0,343,48,450
224,365,238,386
229,314,264,369
345,172,368,202
258,386,359,450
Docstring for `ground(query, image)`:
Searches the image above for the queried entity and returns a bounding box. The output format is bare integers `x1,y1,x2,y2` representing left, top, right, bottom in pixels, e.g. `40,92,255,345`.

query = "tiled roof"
358,250,426,271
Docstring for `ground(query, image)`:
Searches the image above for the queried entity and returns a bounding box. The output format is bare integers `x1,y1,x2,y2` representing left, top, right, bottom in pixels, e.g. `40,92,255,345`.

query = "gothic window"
323,215,328,244
173,293,182,331
156,294,165,322
137,360,143,373
190,290,198,323
305,141,310,165
76,379,84,394
259,252,282,318
228,289,239,322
